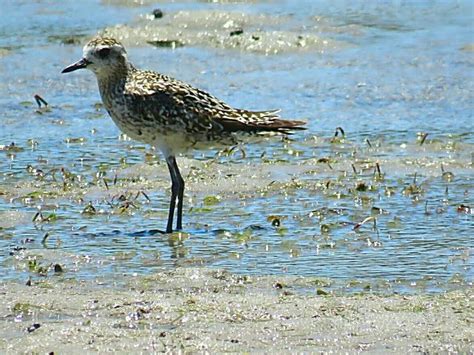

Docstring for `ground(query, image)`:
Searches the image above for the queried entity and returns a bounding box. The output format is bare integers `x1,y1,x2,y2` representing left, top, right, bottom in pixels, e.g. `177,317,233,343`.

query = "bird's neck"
96,63,135,104
96,62,134,91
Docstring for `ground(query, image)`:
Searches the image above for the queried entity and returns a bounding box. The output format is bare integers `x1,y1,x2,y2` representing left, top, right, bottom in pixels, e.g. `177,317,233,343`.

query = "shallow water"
0,0,472,293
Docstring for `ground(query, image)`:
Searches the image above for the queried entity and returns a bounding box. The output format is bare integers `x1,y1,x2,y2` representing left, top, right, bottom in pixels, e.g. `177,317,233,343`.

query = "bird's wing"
126,70,234,133
126,70,305,134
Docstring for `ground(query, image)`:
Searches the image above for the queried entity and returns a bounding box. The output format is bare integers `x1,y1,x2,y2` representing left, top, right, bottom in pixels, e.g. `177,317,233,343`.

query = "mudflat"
1,268,472,353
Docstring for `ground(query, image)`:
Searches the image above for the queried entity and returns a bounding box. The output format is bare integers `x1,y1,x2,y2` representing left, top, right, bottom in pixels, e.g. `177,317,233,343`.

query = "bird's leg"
170,158,185,230
166,156,178,233
165,156,185,232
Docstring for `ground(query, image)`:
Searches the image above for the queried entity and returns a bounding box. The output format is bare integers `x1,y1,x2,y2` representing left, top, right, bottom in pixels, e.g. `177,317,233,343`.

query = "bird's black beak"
61,58,90,73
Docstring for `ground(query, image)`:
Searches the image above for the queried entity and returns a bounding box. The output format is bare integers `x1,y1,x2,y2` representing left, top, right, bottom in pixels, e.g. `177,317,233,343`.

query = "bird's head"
62,37,128,77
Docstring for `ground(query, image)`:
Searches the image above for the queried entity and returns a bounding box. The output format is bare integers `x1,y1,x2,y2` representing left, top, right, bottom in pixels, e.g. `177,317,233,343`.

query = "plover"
62,37,306,233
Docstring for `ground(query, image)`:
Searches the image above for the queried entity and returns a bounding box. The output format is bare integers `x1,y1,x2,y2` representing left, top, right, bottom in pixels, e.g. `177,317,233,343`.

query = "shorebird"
62,37,306,233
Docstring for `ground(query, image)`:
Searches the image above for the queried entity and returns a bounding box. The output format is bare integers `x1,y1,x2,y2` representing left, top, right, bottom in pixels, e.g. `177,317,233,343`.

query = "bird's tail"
225,109,306,134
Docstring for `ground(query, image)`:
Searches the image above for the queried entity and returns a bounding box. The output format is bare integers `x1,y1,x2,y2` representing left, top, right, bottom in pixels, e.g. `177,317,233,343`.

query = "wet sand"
1,1,473,353
1,268,472,353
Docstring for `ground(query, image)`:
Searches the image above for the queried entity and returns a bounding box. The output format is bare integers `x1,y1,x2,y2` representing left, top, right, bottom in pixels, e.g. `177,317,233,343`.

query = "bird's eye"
97,48,111,59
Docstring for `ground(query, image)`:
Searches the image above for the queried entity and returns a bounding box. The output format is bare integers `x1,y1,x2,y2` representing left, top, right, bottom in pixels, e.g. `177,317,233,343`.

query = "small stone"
54,264,63,273
152,9,163,19
27,323,41,333
230,29,244,37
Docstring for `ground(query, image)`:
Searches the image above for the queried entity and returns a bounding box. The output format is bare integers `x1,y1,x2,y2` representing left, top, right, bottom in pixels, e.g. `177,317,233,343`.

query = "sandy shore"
1,267,472,353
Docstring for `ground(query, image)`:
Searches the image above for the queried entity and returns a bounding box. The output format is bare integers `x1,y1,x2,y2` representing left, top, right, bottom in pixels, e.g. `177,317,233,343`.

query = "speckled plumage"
62,36,306,233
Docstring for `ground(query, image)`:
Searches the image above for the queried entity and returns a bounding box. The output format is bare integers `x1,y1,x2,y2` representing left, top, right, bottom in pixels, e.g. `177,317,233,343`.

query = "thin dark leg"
170,158,185,230
166,156,178,233
165,156,185,233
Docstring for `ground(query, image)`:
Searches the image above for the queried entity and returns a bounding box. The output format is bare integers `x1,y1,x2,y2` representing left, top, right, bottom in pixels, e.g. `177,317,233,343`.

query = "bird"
62,37,306,233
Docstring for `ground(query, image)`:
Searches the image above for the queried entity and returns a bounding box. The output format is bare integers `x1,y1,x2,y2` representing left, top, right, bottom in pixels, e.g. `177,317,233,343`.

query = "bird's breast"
98,85,238,156
101,93,145,141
